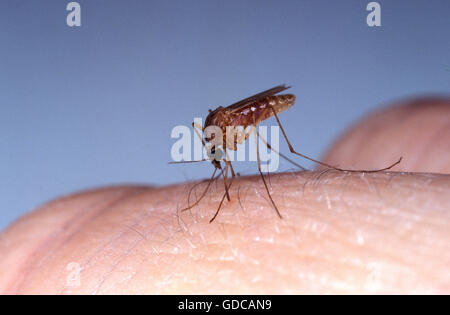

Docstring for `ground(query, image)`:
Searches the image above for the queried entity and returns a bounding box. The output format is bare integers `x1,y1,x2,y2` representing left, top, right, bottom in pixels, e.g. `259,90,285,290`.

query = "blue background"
1,0,449,229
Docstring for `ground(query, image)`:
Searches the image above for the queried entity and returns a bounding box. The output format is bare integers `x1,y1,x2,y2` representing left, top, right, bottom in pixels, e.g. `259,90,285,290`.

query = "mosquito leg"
228,160,236,177
225,150,236,178
251,118,283,219
169,124,208,165
186,170,222,212
188,121,233,221
209,154,236,223
181,167,218,212
220,149,239,202
222,159,231,201
210,166,235,223
256,130,307,171
224,154,236,201
268,106,402,173
192,122,207,148
192,121,230,200
209,185,229,223
193,122,204,130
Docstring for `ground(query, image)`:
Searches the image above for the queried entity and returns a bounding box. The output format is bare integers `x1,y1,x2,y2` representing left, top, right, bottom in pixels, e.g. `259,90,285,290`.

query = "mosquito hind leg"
251,119,283,219
256,130,307,171
268,106,402,173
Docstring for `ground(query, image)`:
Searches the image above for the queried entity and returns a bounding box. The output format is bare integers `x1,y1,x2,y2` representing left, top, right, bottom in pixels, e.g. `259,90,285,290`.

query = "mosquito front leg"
192,122,206,147
223,151,236,202
222,158,231,202
192,121,230,200
209,162,235,223
268,106,402,173
186,170,223,211
181,166,218,213
209,152,236,223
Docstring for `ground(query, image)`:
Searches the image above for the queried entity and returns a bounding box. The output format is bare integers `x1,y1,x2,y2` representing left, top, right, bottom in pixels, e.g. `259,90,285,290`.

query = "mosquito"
171,85,402,222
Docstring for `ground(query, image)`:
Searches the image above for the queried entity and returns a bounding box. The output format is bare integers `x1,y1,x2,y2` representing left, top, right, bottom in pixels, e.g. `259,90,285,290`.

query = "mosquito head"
204,106,226,145
206,144,223,162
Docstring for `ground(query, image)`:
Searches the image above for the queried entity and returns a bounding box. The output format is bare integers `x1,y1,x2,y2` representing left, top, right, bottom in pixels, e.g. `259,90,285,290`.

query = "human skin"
0,98,449,294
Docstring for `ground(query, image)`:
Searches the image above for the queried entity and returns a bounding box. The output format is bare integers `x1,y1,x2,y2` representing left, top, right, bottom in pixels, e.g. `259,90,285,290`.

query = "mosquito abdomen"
229,94,296,127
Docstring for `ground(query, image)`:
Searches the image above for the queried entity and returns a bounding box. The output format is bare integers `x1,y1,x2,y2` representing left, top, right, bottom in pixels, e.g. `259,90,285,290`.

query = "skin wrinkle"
90,223,156,295
60,203,157,294
56,188,159,294
80,210,181,294
4,186,148,293
47,189,152,294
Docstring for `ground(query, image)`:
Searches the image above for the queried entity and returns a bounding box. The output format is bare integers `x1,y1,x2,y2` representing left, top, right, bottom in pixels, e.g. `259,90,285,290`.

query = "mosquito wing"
227,84,291,113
